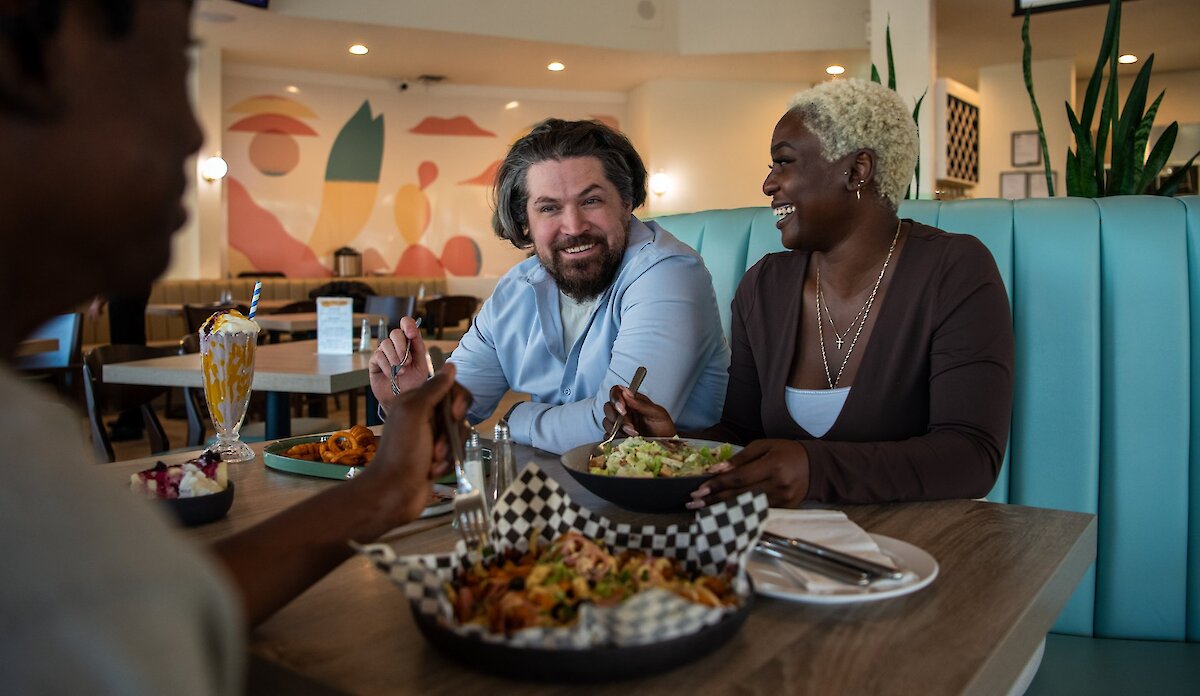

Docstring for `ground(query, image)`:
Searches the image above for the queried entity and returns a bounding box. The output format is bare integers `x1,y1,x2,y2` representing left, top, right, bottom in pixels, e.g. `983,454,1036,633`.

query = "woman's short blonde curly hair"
787,78,918,210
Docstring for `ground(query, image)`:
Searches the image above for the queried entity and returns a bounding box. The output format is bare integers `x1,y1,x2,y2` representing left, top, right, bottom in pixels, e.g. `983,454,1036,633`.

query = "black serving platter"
410,593,751,683
559,438,739,513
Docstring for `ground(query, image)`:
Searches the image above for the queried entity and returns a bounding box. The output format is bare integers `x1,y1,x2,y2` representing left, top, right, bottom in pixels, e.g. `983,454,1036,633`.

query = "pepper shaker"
489,420,516,506
376,317,387,344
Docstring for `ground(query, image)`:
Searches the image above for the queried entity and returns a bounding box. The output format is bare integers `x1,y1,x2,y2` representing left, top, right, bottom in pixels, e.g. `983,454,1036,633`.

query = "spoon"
594,365,647,456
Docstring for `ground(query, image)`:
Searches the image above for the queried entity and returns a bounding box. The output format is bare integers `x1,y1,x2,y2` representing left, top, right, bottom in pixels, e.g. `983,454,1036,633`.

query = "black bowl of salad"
559,437,739,513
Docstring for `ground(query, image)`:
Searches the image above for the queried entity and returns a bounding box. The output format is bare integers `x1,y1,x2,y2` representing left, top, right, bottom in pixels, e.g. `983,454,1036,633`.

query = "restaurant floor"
104,389,526,463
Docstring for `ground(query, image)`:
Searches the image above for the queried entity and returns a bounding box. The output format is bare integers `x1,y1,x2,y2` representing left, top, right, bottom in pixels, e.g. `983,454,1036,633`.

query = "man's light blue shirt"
450,216,730,454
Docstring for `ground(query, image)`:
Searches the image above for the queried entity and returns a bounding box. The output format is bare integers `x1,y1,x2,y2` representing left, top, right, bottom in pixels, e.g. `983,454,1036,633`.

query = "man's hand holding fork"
369,316,429,413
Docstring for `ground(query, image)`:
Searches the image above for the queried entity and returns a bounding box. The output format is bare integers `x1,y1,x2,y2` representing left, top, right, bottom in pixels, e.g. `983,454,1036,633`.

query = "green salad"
588,437,735,478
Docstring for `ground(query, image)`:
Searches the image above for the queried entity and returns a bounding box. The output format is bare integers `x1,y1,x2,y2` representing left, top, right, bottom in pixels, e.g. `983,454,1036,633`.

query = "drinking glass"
199,316,259,462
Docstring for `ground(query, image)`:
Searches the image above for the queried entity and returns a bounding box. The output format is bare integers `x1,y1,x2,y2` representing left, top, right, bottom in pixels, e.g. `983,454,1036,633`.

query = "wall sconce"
200,154,228,182
649,169,672,196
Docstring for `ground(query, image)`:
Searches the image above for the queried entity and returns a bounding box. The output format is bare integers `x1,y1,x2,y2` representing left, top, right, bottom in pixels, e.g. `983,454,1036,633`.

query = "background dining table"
102,339,460,438
102,437,1097,696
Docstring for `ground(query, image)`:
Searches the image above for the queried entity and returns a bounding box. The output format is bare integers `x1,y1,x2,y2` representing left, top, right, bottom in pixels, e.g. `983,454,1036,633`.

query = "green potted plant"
1022,0,1198,196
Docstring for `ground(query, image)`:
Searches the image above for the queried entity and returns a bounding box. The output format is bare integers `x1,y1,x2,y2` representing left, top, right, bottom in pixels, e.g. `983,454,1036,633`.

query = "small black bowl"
559,438,738,513
162,481,235,527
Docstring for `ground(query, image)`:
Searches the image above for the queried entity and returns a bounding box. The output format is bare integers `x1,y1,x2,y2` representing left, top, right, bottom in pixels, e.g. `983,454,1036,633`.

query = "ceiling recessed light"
285,85,300,94
826,65,846,76
547,61,565,72
505,101,520,110
349,44,369,56
1118,54,1138,64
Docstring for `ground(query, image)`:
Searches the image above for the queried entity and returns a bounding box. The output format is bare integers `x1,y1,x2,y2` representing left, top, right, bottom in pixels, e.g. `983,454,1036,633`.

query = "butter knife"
761,530,904,580
755,540,870,587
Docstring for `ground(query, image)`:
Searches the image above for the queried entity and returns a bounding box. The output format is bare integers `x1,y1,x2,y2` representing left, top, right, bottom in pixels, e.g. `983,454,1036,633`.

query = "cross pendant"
835,336,845,349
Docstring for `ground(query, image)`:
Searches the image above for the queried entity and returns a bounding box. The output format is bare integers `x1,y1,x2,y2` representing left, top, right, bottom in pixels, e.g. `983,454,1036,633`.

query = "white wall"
627,79,805,216
167,43,225,280
870,0,936,199
977,59,1075,198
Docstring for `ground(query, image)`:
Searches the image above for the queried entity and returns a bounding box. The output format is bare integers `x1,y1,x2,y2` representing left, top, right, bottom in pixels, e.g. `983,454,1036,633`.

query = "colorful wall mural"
223,73,625,279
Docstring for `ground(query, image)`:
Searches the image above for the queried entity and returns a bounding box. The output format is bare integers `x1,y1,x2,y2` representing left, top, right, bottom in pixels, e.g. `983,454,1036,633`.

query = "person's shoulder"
905,221,996,268
620,218,709,282
742,249,804,288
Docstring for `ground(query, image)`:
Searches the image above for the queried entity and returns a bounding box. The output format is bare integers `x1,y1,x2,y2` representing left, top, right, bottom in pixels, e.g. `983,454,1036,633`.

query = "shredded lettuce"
588,437,735,478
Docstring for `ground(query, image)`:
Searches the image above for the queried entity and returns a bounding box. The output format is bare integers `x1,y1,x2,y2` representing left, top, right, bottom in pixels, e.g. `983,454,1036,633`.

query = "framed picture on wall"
1027,171,1058,198
1001,171,1028,200
1012,131,1042,167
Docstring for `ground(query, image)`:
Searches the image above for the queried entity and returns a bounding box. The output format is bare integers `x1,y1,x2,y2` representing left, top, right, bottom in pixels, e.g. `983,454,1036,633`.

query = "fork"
594,365,647,456
389,317,423,395
443,397,488,549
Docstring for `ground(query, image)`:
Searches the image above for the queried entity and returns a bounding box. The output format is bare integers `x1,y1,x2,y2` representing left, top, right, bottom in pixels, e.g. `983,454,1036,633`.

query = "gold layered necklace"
815,220,902,389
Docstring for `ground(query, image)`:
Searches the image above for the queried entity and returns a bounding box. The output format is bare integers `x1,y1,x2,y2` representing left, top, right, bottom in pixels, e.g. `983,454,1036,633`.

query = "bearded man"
372,119,729,453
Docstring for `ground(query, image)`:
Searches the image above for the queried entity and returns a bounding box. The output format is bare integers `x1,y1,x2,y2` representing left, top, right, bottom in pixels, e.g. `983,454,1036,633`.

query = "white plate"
747,533,938,604
419,484,456,519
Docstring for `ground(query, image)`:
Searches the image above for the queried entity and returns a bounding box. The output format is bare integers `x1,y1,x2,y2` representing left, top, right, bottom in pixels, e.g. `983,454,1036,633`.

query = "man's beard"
538,233,626,301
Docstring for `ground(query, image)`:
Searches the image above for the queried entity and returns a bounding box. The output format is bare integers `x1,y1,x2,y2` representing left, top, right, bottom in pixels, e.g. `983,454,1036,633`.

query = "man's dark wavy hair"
0,0,137,112
491,118,647,249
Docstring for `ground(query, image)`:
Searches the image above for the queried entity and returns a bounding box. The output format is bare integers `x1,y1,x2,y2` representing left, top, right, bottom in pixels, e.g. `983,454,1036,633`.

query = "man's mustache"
550,235,607,253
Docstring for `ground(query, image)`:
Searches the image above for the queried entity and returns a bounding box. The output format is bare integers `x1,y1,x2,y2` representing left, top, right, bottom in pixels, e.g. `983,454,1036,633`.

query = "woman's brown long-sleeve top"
701,221,1014,503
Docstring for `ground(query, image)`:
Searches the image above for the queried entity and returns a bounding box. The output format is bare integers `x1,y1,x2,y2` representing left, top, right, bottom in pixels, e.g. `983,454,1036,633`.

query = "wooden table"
16,337,58,357
103,440,1097,695
102,339,460,439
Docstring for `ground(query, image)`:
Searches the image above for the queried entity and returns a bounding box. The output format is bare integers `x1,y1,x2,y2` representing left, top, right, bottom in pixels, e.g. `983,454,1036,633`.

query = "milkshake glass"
199,309,260,462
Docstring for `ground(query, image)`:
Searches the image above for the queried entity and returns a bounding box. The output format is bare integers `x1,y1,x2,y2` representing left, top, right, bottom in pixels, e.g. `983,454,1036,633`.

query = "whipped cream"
201,309,259,336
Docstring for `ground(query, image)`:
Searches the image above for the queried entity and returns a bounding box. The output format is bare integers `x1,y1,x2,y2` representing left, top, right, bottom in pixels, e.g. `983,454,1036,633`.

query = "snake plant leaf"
1095,65,1119,194
1156,149,1200,196
1143,123,1179,193
1112,54,1155,193
885,22,896,91
1066,104,1098,197
1080,0,1120,131
908,89,927,200
1132,91,1166,193
1022,11,1055,196
870,64,881,84
1066,149,1082,197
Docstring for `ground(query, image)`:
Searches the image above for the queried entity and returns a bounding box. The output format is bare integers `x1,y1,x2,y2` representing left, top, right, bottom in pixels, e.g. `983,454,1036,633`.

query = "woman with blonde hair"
607,78,1014,507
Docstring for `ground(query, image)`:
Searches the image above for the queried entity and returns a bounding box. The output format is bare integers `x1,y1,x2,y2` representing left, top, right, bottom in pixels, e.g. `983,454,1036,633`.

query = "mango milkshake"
199,309,259,462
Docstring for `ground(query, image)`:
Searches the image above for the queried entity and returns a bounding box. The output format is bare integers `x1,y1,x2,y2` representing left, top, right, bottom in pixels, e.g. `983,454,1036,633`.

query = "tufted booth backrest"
654,196,1200,643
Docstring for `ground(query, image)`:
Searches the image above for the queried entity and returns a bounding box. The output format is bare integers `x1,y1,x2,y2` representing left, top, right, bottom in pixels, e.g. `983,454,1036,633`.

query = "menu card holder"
316,296,353,354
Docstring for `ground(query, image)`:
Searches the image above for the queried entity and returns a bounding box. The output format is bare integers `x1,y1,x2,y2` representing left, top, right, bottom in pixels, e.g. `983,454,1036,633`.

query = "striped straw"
248,280,262,319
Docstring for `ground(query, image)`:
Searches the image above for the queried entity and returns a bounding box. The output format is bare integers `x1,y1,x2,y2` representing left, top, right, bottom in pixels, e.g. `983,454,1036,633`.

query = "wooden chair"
82,344,177,462
364,295,416,335
16,312,84,401
423,295,480,339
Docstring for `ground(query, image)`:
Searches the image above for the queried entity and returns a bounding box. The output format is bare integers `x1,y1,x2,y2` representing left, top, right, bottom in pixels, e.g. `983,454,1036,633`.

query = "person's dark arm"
213,366,467,626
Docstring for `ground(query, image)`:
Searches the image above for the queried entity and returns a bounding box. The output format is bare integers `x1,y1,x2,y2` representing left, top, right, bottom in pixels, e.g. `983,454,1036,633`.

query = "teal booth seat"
652,196,1200,688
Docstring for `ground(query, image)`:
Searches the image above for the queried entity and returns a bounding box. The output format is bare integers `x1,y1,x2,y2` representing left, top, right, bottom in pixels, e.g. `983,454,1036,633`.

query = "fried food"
446,530,737,635
281,425,378,467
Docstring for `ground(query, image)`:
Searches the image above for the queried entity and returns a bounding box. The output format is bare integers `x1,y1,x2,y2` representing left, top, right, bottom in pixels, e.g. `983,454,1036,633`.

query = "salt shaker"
489,419,516,507
463,428,486,506
376,317,387,344
357,317,370,351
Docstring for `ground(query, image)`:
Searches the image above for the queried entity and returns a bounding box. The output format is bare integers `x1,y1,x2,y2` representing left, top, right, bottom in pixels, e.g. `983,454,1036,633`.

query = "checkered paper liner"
358,463,768,649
